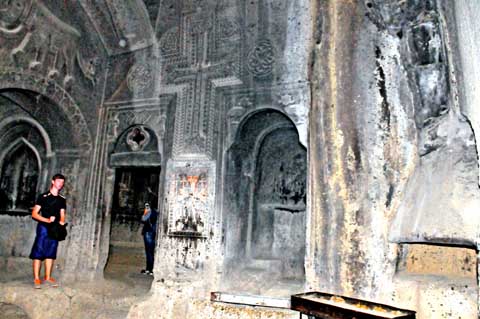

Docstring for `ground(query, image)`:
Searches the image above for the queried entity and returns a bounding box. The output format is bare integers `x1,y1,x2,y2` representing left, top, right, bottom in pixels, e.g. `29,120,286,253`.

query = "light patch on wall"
396,243,476,279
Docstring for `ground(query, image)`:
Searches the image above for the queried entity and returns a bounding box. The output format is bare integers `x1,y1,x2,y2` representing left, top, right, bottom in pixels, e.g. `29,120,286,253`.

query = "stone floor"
0,245,303,319
0,302,30,319
0,245,154,319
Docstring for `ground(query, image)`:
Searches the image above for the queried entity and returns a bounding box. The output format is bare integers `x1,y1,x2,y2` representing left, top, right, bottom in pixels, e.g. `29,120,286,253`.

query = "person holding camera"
141,202,157,275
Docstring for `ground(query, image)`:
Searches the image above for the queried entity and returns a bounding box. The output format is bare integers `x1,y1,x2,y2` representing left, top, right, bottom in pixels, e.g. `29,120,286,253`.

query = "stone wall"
308,1,479,318
0,0,106,280
0,1,479,319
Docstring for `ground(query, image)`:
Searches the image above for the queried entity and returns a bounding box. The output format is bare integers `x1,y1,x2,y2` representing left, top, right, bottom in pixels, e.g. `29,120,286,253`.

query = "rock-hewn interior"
222,109,306,297
0,1,479,318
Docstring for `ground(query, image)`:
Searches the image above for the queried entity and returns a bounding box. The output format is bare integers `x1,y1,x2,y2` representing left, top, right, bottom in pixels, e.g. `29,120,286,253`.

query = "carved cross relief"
160,3,242,159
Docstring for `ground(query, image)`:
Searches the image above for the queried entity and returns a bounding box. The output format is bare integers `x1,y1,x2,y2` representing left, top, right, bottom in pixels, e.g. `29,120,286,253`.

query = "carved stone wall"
147,1,313,302
0,0,106,280
157,0,243,159
155,160,217,282
0,89,90,277
0,1,479,319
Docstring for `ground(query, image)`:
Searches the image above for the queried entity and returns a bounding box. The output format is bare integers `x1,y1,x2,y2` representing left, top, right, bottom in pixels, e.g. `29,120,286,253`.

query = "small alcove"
222,109,307,297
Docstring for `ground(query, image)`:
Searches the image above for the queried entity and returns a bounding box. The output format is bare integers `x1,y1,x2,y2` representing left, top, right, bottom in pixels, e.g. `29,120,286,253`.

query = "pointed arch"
0,137,42,211
0,69,92,151
0,115,53,157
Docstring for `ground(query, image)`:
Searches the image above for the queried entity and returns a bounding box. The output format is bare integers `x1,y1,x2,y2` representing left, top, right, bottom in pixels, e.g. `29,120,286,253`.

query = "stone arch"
0,75,91,282
0,69,92,150
0,116,51,206
0,137,42,172
222,108,307,296
0,115,53,157
0,137,42,211
228,106,306,150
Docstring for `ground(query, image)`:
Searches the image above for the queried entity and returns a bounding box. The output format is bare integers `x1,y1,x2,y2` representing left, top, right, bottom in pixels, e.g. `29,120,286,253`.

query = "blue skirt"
29,223,58,260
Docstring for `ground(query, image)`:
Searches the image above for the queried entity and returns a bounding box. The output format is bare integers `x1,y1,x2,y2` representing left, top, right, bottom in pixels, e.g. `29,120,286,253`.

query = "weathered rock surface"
0,1,479,319
0,278,149,319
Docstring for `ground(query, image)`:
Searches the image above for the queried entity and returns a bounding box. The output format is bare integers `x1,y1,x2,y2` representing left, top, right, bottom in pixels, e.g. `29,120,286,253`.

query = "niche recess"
222,109,307,296
0,140,40,213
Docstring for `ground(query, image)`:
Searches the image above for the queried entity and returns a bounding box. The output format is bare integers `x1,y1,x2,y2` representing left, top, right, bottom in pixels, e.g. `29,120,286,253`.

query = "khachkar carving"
0,1,97,89
164,160,215,238
159,2,242,159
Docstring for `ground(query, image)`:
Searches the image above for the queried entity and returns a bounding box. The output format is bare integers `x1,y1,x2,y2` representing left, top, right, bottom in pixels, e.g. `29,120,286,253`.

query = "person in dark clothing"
141,202,157,275
29,174,67,289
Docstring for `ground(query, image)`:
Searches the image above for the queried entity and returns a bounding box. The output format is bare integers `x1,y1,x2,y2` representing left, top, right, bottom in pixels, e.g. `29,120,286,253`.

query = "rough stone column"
308,0,377,296
453,2,480,184
452,1,480,315
309,2,480,317
308,0,416,299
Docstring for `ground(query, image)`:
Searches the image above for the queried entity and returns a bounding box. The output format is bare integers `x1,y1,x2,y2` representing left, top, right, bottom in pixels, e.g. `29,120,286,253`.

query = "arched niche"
0,138,41,212
222,109,307,296
0,114,50,215
0,87,89,281
0,72,92,150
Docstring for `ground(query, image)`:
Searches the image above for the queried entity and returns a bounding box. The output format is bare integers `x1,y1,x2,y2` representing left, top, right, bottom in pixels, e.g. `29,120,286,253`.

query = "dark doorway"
105,167,160,282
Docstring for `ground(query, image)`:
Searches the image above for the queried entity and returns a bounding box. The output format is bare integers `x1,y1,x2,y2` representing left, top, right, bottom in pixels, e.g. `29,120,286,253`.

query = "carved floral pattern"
217,18,240,39
247,39,276,77
126,63,153,92
160,27,180,55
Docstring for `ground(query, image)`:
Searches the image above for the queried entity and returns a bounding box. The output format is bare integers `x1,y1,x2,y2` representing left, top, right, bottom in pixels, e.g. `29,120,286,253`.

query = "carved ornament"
126,126,151,152
247,39,276,77
0,0,33,33
127,64,153,93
